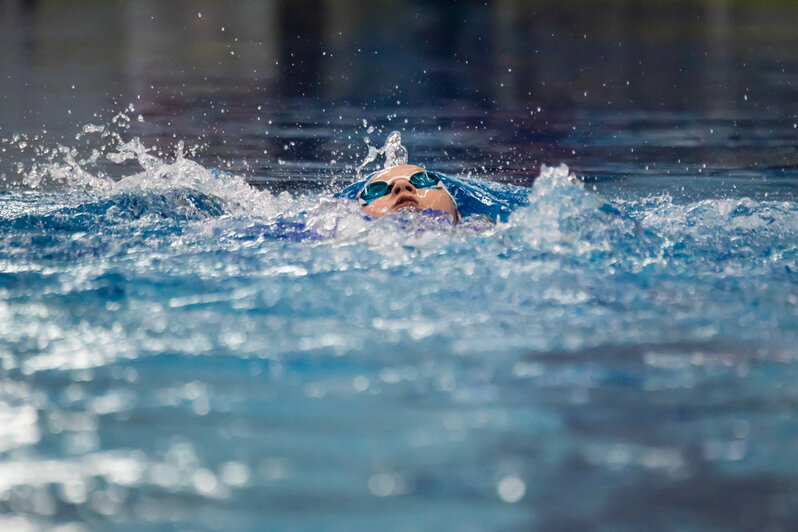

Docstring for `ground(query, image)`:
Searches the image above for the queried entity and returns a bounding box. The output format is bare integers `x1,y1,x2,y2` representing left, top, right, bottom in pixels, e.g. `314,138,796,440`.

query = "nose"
391,178,416,195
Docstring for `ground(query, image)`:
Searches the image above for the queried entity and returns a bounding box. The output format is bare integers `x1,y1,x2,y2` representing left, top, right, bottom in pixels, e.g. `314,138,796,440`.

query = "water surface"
2,1,798,531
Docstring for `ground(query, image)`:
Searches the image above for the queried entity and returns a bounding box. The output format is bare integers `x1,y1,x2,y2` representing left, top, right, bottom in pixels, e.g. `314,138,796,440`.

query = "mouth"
392,195,420,211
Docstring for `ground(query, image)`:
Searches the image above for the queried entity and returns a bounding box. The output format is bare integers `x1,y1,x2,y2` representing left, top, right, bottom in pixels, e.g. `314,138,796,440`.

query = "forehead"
366,165,425,184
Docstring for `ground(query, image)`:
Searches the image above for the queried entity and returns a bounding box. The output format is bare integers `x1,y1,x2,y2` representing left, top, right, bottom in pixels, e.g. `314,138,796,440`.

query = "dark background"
2,0,798,190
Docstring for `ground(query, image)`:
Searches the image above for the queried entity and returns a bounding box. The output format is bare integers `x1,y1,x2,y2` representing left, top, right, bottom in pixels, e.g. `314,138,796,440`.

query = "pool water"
3,1,798,530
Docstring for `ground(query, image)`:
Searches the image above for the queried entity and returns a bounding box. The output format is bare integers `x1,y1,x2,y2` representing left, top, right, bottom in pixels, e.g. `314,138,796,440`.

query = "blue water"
2,138,798,530
5,0,798,530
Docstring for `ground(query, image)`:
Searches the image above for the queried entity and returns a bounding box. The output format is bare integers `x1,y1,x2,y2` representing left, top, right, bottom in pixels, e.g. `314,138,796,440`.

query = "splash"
357,131,409,177
4,111,278,219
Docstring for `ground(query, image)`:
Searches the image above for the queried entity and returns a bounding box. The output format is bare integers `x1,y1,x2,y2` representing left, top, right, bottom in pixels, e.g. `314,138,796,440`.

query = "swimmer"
357,164,460,224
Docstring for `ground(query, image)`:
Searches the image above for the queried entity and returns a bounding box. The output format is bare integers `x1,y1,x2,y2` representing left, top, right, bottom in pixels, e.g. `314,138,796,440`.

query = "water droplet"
192,468,218,495
497,475,526,503
221,461,250,487
368,472,403,497
353,375,369,392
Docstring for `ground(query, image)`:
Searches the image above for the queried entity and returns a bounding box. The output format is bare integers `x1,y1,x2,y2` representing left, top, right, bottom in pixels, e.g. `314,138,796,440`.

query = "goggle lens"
359,181,392,203
409,171,440,189
358,171,442,205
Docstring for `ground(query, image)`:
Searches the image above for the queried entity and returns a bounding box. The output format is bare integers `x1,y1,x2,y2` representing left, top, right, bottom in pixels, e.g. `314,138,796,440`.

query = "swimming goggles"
357,171,446,206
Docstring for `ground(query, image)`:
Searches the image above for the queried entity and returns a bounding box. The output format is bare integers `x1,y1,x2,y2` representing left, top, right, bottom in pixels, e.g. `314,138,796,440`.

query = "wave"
4,141,798,263
4,116,798,280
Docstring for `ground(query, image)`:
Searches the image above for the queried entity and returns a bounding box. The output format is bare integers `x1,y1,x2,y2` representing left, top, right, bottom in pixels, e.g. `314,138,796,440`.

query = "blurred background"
2,0,798,191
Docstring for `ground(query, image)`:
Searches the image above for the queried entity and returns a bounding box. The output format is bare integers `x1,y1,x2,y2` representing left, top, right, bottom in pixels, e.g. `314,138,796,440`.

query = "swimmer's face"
359,165,459,223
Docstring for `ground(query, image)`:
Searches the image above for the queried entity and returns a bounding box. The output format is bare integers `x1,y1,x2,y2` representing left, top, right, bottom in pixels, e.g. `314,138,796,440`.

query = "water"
3,1,798,530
